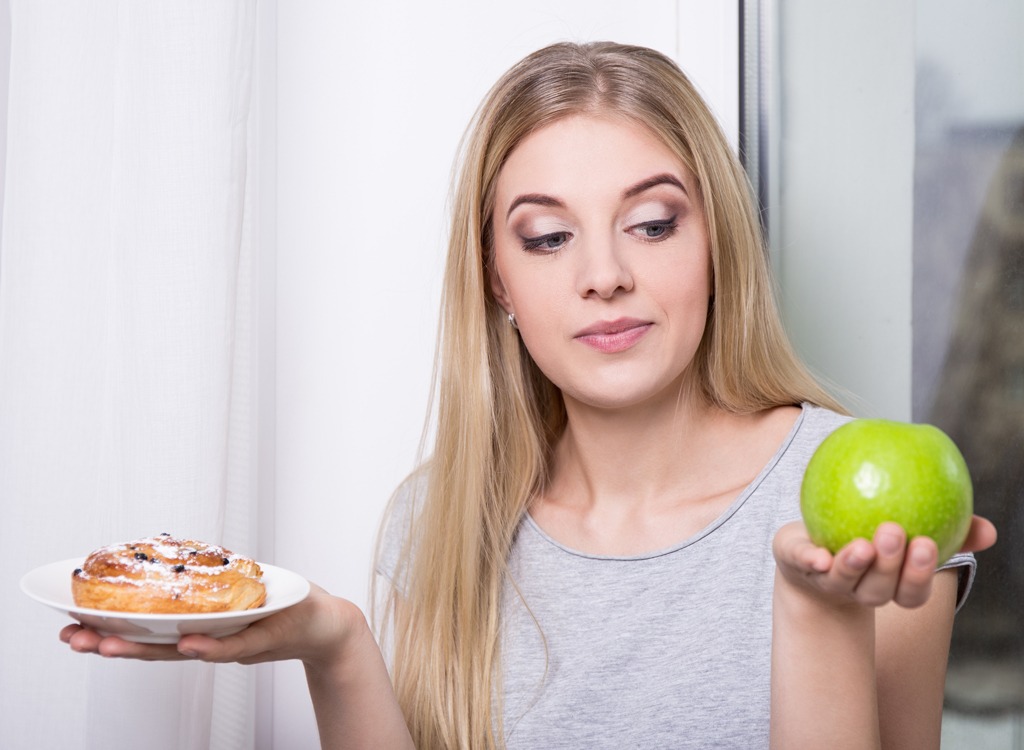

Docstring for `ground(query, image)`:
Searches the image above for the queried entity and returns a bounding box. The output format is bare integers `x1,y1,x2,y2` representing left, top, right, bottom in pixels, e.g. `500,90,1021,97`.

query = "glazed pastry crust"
71,534,267,614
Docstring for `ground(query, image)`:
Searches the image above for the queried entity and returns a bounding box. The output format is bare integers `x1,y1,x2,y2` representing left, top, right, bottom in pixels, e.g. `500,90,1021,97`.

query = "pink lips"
574,317,652,353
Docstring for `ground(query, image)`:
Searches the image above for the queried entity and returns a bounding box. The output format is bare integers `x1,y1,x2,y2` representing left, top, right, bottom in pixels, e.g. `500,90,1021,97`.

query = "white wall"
771,3,916,420
265,2,737,745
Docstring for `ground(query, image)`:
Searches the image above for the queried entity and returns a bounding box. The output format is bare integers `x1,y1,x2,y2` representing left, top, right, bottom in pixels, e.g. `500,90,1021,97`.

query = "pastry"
71,533,267,614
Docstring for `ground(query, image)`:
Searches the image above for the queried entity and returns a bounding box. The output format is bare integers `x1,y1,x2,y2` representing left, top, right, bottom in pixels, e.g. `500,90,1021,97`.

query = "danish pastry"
71,534,267,614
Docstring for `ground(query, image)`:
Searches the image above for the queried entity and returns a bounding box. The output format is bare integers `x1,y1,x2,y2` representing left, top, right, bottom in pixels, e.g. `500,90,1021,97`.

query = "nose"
575,234,633,299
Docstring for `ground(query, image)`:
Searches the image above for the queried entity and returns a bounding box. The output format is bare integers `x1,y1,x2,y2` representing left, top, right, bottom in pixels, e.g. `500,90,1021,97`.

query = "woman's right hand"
60,583,360,667
62,584,415,748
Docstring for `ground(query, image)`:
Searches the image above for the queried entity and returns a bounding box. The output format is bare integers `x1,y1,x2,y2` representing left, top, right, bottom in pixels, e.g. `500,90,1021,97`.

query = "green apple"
800,419,973,564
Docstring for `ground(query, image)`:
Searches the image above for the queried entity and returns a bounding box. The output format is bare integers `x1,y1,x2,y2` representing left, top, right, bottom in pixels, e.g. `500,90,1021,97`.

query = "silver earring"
508,312,519,330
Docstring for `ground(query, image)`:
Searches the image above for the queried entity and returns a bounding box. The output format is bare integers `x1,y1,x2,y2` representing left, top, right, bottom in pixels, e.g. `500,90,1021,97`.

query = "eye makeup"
520,230,572,253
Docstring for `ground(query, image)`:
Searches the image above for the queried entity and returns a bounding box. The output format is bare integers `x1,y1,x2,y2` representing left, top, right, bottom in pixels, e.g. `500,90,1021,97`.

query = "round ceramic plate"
21,557,310,644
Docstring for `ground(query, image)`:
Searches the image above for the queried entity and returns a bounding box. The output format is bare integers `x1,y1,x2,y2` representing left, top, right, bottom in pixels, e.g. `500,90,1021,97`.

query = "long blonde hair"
378,41,846,749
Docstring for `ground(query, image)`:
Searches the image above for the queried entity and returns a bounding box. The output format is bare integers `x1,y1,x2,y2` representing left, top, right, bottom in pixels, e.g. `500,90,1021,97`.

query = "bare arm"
303,597,415,750
770,517,994,750
875,570,958,749
771,576,880,748
61,585,414,749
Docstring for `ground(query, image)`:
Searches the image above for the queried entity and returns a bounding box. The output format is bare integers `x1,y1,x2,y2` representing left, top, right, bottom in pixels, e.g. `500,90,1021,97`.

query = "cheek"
515,293,568,347
648,253,713,307
492,246,562,313
509,292,574,377
489,244,520,310
516,322,570,390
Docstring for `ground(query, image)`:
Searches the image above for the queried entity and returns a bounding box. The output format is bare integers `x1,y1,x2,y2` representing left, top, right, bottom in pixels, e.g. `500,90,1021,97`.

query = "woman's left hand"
772,515,996,611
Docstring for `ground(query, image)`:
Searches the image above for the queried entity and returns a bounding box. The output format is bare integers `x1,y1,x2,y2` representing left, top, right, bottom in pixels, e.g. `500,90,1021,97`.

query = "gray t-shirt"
378,404,975,749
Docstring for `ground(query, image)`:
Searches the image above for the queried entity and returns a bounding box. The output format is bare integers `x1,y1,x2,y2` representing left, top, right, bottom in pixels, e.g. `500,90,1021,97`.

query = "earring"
508,312,519,330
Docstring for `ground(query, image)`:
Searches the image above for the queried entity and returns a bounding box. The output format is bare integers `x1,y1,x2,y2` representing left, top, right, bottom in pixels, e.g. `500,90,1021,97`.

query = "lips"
574,317,652,353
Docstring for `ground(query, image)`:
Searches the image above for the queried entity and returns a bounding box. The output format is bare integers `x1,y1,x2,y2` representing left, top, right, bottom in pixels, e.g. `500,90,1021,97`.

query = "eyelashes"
521,231,571,252
632,217,678,242
518,216,679,253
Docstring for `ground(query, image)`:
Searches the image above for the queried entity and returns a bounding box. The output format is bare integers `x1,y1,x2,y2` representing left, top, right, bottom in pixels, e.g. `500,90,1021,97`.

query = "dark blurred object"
921,124,1024,714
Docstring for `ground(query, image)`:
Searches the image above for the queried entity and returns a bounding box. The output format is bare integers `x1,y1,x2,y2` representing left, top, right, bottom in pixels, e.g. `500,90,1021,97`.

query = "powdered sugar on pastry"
71,533,267,614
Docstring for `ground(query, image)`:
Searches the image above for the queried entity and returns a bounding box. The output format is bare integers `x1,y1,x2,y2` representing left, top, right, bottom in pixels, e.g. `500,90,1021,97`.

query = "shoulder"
765,403,852,487
793,403,854,446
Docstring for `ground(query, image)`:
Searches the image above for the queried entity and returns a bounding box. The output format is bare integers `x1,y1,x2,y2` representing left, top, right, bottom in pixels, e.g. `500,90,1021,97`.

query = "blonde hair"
378,41,847,749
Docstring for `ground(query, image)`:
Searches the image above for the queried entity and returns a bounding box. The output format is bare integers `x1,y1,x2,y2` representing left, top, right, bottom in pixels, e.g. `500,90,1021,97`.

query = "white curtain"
0,2,259,748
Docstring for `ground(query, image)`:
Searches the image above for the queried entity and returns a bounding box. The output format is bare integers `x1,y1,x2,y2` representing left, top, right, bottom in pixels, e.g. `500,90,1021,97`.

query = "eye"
630,217,678,242
522,231,572,253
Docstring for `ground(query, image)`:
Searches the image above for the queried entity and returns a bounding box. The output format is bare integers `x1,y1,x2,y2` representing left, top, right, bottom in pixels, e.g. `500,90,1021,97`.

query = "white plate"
21,557,311,644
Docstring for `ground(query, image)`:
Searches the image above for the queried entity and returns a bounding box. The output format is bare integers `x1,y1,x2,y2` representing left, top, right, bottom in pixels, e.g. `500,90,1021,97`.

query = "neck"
532,386,801,556
547,383,720,508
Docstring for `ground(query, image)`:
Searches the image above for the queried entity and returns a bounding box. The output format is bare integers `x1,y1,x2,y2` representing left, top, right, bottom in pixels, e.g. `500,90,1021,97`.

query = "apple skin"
800,419,973,565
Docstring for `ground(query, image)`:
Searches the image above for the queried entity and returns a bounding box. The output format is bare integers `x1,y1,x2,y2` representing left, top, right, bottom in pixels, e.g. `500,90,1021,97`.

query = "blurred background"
754,2,1023,745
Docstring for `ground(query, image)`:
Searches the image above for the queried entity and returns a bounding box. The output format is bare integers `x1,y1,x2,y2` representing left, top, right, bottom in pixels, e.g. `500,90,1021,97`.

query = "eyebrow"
505,173,688,220
505,193,565,220
622,173,688,199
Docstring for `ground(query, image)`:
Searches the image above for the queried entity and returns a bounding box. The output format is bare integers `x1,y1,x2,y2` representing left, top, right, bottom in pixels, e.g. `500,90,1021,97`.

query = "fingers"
833,525,938,609
175,634,239,662
60,623,85,645
176,623,281,665
893,536,937,608
175,594,328,664
61,624,99,652
773,521,833,574
961,515,997,553
59,587,336,666
61,625,252,662
97,638,189,660
829,537,878,593
774,521,941,611
60,624,190,660
842,524,905,606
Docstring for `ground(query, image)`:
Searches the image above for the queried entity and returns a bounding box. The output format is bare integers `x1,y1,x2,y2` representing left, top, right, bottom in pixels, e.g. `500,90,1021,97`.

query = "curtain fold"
0,2,259,748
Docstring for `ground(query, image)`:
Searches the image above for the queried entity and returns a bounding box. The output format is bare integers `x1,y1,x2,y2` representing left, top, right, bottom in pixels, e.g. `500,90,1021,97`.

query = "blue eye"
522,231,571,252
633,218,678,241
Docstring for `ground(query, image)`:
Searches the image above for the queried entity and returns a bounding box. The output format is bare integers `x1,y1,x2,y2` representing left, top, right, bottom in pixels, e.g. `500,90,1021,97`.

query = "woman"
63,42,996,749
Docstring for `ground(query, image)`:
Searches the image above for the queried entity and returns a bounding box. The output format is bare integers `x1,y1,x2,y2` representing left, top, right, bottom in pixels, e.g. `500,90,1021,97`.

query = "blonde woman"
63,42,996,749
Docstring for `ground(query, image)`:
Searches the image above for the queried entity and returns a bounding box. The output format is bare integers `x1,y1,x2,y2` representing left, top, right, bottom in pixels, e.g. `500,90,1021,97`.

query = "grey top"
378,404,976,749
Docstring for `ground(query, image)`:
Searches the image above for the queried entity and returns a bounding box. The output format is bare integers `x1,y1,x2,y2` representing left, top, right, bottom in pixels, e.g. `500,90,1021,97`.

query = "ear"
488,263,513,316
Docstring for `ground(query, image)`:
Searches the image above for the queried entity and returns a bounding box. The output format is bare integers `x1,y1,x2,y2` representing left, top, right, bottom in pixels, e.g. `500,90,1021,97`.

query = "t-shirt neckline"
522,403,810,562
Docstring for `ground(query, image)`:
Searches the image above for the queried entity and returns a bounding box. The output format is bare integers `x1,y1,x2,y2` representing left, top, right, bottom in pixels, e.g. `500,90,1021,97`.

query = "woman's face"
489,114,712,412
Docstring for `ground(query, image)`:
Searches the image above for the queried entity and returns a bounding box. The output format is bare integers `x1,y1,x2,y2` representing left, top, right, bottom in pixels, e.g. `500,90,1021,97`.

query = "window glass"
913,1,1024,741
752,1,1024,744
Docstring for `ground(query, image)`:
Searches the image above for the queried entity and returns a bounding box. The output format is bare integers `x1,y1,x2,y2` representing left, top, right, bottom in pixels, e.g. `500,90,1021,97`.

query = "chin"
562,377,685,413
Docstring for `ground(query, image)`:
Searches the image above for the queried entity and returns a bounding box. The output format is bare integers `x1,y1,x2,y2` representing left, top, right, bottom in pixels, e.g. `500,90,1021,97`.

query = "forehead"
495,115,690,202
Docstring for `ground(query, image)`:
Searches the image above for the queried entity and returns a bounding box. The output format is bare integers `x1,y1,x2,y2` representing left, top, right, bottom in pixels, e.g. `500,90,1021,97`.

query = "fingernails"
845,549,869,569
811,552,832,573
179,648,199,658
877,530,903,556
910,544,936,569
